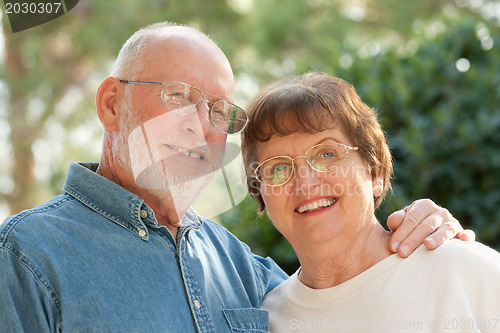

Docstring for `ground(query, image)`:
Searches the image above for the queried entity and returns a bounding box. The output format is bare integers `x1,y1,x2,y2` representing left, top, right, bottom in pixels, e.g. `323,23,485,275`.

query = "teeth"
166,145,203,160
296,198,337,213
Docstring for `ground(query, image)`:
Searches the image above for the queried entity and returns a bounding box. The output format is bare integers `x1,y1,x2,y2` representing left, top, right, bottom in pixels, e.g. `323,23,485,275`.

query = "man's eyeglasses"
254,141,359,186
119,80,249,135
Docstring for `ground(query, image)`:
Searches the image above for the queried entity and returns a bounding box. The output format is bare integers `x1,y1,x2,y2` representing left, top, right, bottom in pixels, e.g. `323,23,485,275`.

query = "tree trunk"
4,29,39,216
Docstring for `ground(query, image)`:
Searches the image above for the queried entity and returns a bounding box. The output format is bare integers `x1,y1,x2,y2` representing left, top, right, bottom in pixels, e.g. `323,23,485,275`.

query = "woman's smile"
295,197,338,214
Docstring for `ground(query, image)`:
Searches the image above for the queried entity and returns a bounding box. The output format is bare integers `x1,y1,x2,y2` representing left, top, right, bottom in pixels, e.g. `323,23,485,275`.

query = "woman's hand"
387,199,475,257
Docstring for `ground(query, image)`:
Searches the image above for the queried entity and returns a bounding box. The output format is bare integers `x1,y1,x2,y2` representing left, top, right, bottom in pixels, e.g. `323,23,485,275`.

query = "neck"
295,221,393,289
97,147,187,240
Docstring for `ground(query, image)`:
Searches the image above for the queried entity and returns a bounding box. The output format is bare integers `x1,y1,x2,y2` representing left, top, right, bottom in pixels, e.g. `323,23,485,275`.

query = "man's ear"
96,77,123,132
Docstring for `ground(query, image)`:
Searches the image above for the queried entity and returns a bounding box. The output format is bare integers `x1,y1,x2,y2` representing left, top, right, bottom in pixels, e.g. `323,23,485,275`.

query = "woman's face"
256,128,382,249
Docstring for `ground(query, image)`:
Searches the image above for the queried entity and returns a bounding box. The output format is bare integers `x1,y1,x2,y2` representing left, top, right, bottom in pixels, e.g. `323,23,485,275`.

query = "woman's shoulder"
423,238,498,257
409,239,500,273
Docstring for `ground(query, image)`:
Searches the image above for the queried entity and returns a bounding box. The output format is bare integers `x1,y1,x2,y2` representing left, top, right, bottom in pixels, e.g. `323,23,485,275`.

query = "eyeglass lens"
161,82,248,134
257,143,348,186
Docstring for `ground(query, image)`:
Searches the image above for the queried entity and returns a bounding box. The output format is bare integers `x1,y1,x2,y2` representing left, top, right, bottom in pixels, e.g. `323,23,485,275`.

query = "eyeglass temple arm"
119,80,165,85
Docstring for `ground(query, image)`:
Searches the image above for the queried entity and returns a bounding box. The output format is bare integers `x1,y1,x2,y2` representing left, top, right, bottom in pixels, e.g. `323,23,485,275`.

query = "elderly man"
0,22,471,332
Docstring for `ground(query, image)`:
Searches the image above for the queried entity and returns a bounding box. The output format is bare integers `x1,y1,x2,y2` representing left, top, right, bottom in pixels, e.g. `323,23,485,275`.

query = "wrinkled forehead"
139,31,234,101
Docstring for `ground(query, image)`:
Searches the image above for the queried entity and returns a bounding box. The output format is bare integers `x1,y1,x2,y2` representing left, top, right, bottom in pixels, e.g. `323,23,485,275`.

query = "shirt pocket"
223,308,269,333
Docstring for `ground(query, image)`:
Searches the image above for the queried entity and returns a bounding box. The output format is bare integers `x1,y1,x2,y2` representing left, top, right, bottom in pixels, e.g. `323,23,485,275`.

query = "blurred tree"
233,0,464,81
0,0,242,216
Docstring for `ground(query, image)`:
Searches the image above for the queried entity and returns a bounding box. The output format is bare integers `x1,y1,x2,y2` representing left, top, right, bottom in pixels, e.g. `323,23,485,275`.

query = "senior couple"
1,22,496,332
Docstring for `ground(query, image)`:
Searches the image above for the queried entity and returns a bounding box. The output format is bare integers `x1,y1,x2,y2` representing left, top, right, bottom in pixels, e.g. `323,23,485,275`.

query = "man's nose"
197,100,213,132
179,100,214,138
180,109,205,138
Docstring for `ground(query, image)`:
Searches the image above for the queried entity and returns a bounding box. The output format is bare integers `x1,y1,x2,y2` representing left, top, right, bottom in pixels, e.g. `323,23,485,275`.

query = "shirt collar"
62,162,203,239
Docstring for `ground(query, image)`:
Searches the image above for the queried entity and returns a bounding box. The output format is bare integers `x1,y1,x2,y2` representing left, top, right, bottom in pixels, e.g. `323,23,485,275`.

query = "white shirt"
262,240,500,332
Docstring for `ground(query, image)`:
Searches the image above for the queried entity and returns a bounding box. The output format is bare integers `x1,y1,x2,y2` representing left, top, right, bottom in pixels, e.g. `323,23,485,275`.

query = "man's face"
118,33,234,216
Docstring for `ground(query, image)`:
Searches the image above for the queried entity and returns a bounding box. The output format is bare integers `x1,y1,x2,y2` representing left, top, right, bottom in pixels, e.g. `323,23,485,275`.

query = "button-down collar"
63,162,202,241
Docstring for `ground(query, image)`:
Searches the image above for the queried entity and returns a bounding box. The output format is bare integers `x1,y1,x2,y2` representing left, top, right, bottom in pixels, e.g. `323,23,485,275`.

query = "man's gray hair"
110,22,211,80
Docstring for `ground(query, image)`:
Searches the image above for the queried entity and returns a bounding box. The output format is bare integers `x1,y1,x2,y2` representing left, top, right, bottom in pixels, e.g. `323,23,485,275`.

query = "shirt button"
194,300,201,309
140,210,148,219
138,229,147,237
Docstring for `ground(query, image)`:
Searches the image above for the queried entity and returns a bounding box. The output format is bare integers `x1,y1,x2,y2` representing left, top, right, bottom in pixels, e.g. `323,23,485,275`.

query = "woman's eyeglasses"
254,141,358,186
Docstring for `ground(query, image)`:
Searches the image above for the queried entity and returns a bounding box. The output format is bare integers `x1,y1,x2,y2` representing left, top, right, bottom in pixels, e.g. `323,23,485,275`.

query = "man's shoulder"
195,214,245,245
187,208,233,235
1,194,74,245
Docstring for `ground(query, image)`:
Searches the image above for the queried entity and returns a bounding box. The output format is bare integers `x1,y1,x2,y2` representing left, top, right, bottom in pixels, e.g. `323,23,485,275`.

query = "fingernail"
392,241,400,252
426,237,436,247
400,245,410,256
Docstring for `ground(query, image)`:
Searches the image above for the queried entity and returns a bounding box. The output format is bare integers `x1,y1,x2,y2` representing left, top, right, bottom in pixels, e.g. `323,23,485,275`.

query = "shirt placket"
177,228,216,333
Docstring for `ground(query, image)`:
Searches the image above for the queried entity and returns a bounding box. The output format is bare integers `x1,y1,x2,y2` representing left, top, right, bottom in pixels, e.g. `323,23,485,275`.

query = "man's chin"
137,162,213,205
147,177,210,222
133,159,213,190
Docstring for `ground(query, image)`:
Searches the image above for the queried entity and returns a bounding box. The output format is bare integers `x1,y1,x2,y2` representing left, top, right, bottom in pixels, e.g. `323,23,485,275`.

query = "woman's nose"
293,159,322,188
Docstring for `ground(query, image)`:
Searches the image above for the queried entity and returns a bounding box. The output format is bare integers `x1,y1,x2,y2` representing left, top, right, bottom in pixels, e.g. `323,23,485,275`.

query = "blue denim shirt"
0,162,287,332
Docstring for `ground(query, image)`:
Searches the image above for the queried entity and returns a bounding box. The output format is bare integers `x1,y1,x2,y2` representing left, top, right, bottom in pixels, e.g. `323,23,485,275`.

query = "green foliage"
341,13,500,250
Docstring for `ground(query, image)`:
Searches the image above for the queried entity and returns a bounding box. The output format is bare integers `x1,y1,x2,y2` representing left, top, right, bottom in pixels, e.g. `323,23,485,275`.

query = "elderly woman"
242,72,500,332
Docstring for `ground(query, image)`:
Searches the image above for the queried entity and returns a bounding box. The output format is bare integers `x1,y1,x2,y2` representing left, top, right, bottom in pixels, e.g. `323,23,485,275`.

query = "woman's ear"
372,177,384,197
96,77,123,132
